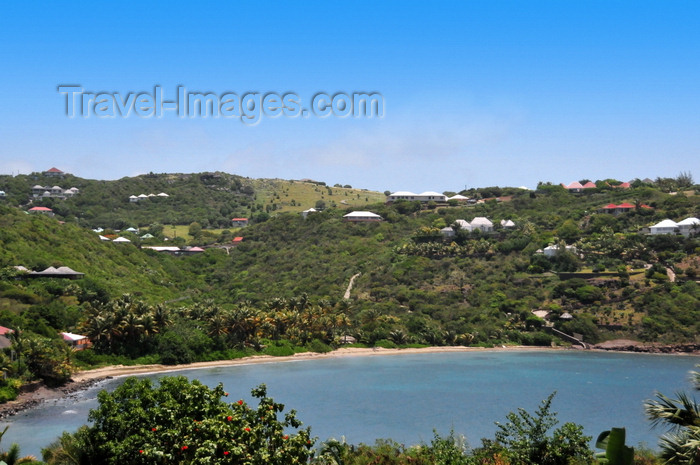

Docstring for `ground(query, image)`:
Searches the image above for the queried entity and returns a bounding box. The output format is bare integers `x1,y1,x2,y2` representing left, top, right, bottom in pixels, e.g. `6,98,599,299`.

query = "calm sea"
2,350,699,458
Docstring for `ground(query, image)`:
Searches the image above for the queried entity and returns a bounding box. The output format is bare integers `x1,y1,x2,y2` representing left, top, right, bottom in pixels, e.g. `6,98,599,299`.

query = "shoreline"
2,343,698,419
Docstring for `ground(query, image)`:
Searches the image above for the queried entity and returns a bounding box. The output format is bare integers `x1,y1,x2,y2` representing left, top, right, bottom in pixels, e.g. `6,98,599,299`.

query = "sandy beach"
2,341,696,419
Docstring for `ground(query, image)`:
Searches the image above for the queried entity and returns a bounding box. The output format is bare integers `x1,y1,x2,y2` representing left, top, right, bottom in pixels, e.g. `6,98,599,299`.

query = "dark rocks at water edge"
594,340,700,354
0,376,112,419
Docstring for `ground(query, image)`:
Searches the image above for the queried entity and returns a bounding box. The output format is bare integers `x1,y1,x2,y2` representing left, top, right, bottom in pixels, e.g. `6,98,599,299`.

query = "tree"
0,427,40,465
188,222,202,238
63,376,314,464
644,365,700,464
473,392,593,465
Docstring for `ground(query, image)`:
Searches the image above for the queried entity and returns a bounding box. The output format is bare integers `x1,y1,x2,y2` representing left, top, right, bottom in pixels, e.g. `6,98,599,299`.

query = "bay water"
2,350,699,458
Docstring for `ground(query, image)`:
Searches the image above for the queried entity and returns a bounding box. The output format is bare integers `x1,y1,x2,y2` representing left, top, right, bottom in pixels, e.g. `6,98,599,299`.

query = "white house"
343,211,382,222
301,208,317,219
500,219,516,228
129,195,139,203
113,237,132,243
542,244,577,257
447,194,469,202
454,219,472,231
440,226,455,238
386,191,447,202
470,217,493,232
649,219,679,235
677,217,700,237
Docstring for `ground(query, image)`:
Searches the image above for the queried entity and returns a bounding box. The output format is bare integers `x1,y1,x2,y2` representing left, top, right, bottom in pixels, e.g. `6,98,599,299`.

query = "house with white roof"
454,219,472,231
440,226,455,238
113,237,132,243
386,191,447,203
542,244,577,257
500,219,516,228
470,217,493,232
649,219,679,235
61,332,90,350
301,207,317,219
676,217,700,237
343,211,382,222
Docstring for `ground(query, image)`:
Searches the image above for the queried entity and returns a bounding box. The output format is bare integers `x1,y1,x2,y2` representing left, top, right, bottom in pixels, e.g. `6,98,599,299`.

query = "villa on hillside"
22,266,85,279
649,218,700,237
343,211,382,222
31,185,79,199
43,167,65,177
60,332,90,350
561,181,596,192
386,191,447,203
28,206,54,216
539,244,578,257
600,202,652,215
231,218,249,227
471,217,494,232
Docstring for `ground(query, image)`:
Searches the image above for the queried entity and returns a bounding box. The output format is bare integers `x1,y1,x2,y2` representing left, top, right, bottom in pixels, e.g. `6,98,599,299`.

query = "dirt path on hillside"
343,272,361,299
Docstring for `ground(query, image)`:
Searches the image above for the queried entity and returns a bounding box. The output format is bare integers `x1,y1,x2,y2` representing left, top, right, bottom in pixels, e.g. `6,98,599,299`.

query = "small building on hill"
343,211,382,222
649,219,679,235
386,191,447,203
28,266,84,279
471,217,493,232
28,206,54,216
60,332,90,350
677,217,700,237
43,167,65,177
231,218,249,227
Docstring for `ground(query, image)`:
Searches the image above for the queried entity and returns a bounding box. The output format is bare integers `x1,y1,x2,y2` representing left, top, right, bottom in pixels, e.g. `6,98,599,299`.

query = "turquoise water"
2,350,699,458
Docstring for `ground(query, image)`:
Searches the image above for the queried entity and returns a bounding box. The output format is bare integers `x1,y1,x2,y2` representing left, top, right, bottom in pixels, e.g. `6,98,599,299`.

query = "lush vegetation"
0,172,698,396
10,366,690,464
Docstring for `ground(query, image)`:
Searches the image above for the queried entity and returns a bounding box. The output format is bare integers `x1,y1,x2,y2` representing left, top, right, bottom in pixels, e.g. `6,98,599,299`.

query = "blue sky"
1,1,699,192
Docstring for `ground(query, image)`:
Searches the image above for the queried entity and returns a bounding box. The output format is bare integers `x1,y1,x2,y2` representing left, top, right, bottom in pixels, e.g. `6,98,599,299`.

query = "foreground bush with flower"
42,376,313,464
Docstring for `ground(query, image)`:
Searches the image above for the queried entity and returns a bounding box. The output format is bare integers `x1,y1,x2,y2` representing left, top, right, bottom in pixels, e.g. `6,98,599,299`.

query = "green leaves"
595,428,634,465
74,376,314,464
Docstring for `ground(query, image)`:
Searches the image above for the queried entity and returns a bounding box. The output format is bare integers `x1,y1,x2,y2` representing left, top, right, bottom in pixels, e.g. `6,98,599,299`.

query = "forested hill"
0,175,698,380
0,171,384,229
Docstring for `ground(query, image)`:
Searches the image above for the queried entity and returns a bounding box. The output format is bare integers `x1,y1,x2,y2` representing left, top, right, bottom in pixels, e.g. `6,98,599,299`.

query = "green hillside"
0,173,698,392
0,172,385,230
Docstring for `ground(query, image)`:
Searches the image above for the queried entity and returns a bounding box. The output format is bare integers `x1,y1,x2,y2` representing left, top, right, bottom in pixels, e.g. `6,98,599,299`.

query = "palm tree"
644,365,700,464
0,427,40,465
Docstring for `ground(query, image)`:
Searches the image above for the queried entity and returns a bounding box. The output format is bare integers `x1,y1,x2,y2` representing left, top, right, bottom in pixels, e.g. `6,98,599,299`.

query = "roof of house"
231,218,248,221
617,202,635,208
602,203,618,209
564,181,583,189
232,237,244,243
651,219,678,228
501,219,515,227
418,191,445,197
471,217,493,226
61,332,87,341
582,181,596,188
98,235,111,241
113,237,132,242
29,266,84,277
157,192,169,197
28,206,52,211
454,219,471,229
389,191,417,196
45,167,63,173
677,217,700,226
447,194,469,200
0,326,14,335
143,246,180,252
187,247,205,252
343,211,382,218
